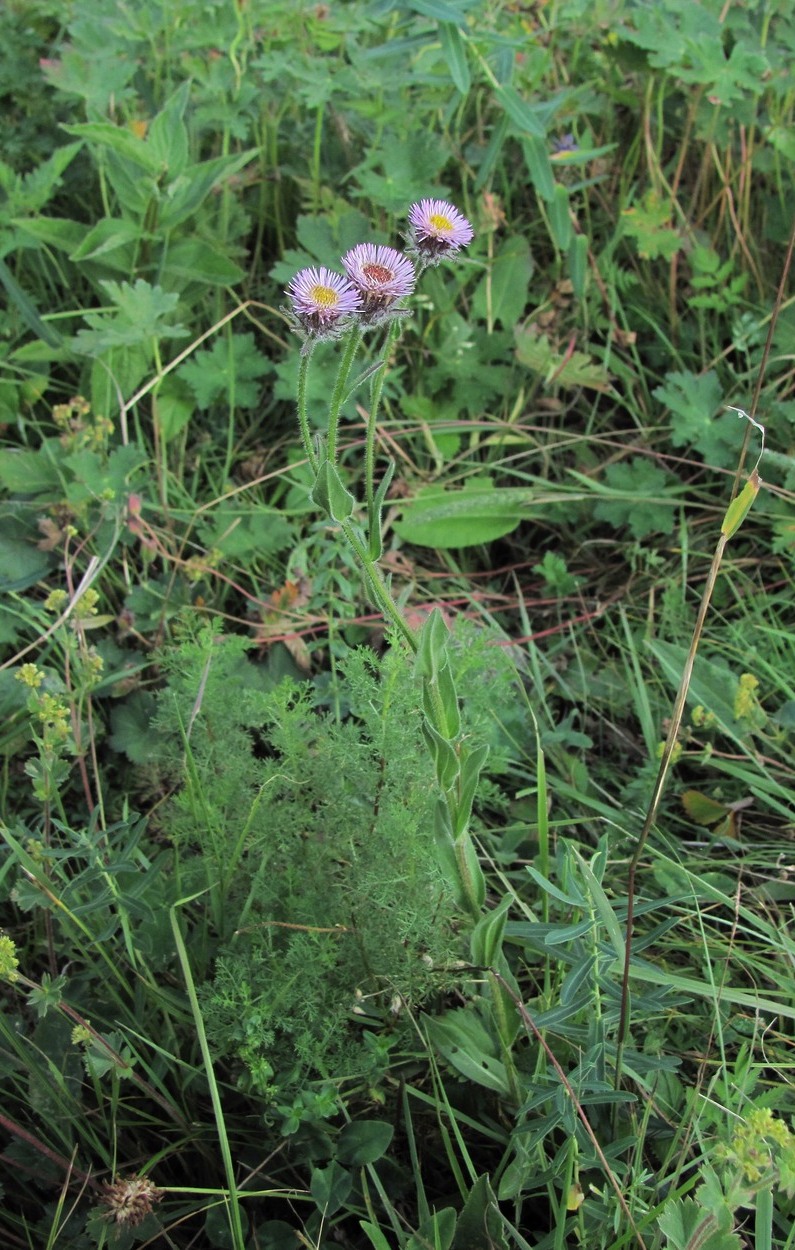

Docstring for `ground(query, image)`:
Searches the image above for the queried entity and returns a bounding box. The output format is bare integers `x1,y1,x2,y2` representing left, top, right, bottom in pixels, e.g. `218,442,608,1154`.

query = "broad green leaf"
424,1009,512,1095
337,1120,394,1165
423,720,460,791
159,149,260,230
452,744,489,838
197,507,293,558
494,84,546,138
472,235,533,328
568,231,588,298
164,237,246,287
415,606,450,681
523,134,555,200
654,370,736,467
146,80,191,176
310,459,355,522
470,897,510,970
657,1195,739,1250
438,22,471,93
406,1210,457,1250
361,1221,394,1250
422,661,460,740
70,217,140,262
452,1175,508,1250
681,790,730,827
61,121,162,175
514,325,613,392
11,215,86,255
310,1161,352,1215
155,381,194,442
548,182,572,250
109,693,161,765
395,481,535,548
0,444,61,494
0,533,52,591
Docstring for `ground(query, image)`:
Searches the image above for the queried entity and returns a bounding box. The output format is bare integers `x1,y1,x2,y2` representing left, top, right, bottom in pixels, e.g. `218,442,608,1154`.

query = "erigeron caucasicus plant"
285,201,493,927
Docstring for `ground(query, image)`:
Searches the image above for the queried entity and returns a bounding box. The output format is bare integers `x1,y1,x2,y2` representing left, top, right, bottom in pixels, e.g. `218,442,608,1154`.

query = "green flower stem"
339,517,417,653
327,325,363,464
365,320,402,519
297,346,318,474
171,902,246,1250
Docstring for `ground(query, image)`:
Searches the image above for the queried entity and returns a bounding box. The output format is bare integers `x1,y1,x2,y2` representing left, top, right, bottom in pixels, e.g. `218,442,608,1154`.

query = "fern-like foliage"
152,629,468,1096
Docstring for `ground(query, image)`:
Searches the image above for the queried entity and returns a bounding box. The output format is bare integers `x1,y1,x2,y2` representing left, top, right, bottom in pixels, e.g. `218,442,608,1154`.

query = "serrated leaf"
61,121,162,173
657,1196,739,1250
514,325,612,392
622,191,682,259
109,693,160,765
178,333,271,409
592,458,677,537
682,790,730,826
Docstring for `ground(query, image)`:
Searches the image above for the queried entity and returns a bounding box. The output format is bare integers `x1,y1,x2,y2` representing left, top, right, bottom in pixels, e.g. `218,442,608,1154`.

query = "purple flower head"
341,243,416,326
551,133,577,156
286,266,362,341
407,199,474,265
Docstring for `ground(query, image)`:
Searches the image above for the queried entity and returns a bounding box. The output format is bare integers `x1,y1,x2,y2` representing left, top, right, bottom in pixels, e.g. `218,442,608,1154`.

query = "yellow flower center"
362,263,394,284
309,284,340,308
428,212,453,234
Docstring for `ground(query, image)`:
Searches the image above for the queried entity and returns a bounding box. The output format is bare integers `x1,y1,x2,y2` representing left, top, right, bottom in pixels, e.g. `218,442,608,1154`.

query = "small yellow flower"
44,589,69,612
0,934,20,982
734,672,760,721
75,588,100,619
71,1023,92,1046
17,663,44,688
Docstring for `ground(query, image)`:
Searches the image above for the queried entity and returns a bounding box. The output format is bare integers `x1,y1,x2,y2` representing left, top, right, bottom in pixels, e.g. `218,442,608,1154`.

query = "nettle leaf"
515,324,613,392
593,458,677,537
395,479,536,548
179,332,272,410
653,370,740,468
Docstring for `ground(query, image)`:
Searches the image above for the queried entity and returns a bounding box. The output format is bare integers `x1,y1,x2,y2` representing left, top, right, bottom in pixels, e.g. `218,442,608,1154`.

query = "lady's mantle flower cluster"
286,199,473,344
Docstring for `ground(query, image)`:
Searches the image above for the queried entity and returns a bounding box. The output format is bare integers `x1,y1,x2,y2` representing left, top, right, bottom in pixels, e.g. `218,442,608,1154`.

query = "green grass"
1,0,795,1246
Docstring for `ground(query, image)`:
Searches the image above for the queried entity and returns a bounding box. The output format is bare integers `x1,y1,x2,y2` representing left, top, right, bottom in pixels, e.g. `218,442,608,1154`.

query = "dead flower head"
100,1174,164,1227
